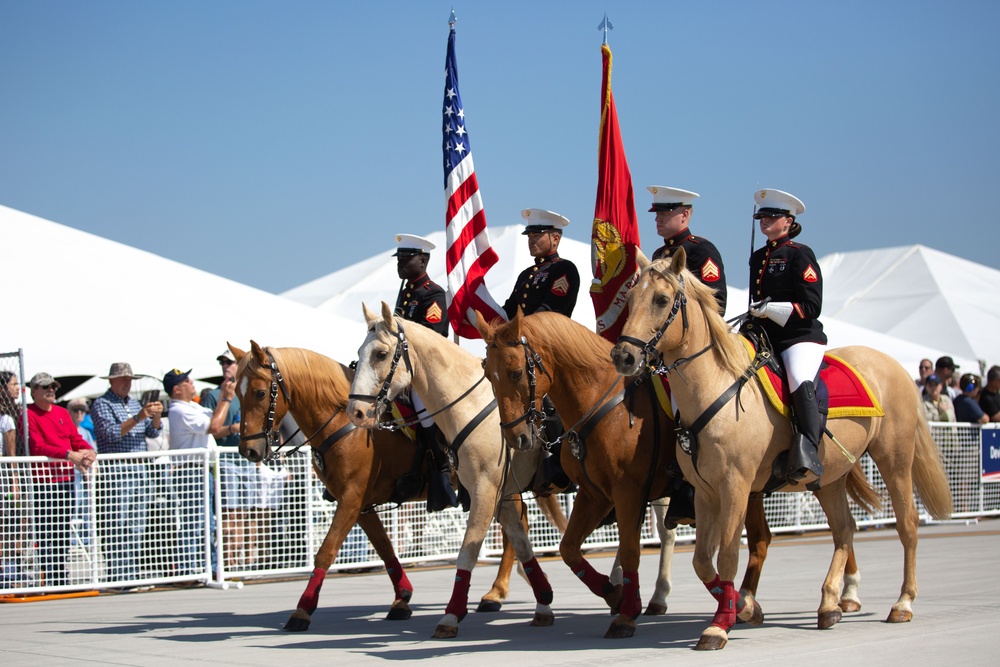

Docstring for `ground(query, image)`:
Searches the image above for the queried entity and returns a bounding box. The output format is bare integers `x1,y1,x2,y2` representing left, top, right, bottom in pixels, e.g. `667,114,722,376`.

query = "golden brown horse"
610,249,953,650
231,341,565,632
476,309,875,638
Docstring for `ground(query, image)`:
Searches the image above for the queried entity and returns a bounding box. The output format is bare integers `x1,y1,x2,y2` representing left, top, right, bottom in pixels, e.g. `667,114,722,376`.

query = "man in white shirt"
163,368,236,576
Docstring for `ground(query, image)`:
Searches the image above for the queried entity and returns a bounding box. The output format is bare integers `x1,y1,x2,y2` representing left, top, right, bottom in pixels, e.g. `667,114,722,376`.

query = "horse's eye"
255,389,266,400
655,294,671,307
509,369,524,382
375,349,389,361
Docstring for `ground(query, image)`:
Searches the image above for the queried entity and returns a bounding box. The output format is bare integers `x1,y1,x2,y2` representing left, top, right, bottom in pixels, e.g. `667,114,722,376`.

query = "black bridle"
347,321,413,420
496,336,551,447
240,349,292,454
616,273,691,372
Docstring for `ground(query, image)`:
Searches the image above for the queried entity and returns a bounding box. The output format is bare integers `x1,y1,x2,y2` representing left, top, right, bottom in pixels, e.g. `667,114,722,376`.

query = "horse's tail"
536,494,569,534
911,409,954,520
846,460,883,515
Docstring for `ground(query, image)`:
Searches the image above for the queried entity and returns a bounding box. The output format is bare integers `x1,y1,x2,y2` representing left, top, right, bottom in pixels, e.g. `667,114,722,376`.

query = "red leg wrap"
619,570,642,619
523,557,553,605
385,558,412,602
297,567,327,615
444,568,472,621
704,576,737,631
570,558,612,597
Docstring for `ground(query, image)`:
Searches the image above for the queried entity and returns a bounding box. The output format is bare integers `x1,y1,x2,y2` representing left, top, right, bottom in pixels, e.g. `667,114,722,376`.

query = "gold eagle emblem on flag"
590,218,626,293
425,302,443,323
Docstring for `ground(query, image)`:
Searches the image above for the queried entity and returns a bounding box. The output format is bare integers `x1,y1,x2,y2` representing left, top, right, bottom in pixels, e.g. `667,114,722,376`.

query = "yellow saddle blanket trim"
739,337,885,420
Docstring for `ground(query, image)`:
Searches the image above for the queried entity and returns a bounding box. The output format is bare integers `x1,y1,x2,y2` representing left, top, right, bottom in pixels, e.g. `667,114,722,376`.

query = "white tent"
281,225,598,354
283,226,969,375
1,204,366,399
819,245,1000,371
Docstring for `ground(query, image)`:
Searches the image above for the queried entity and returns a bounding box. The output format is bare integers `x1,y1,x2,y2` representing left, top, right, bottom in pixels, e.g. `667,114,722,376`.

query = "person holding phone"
90,362,162,586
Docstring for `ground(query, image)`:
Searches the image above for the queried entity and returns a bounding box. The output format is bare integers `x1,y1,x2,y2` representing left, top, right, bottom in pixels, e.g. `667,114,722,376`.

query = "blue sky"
3,1,998,293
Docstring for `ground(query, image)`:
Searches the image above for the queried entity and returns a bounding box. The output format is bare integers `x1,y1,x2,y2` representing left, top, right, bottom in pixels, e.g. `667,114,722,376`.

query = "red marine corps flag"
590,26,641,342
442,13,506,338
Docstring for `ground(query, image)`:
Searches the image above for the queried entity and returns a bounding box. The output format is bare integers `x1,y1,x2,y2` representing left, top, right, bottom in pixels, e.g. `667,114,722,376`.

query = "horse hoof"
839,599,862,613
643,602,667,616
818,609,842,629
694,627,728,651
738,597,764,627
283,610,311,632
604,616,636,639
886,609,912,623
386,600,412,621
477,599,503,613
531,611,555,627
432,624,459,639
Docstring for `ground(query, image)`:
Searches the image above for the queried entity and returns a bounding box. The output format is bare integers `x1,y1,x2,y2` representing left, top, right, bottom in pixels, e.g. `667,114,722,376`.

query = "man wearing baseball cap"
25,372,95,586
935,356,961,399
164,366,235,575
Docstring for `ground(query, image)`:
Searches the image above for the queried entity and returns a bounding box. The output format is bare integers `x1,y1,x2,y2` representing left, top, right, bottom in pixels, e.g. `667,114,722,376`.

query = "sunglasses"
37,384,59,391
70,407,88,413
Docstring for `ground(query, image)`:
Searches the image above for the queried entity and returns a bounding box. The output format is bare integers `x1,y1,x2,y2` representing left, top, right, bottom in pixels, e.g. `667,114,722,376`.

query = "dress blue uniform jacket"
503,253,579,319
652,230,728,314
395,273,450,337
741,234,827,353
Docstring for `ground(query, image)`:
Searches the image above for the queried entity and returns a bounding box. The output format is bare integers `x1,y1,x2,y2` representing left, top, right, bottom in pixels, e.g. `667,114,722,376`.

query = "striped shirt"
91,389,161,454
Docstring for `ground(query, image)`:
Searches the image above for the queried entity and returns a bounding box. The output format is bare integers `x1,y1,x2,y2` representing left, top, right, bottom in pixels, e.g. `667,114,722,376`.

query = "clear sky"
3,1,998,294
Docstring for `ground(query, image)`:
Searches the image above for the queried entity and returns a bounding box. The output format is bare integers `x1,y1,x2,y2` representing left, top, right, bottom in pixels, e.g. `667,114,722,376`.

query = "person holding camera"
90,362,162,585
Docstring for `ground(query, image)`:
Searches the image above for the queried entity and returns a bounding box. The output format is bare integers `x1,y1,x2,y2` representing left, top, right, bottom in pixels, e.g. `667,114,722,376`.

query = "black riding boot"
419,426,459,512
786,380,824,482
664,478,696,529
535,396,574,496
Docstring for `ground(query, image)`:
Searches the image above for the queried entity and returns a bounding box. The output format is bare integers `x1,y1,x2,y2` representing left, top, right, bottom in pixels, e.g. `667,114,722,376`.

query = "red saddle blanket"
648,339,885,420
739,337,884,419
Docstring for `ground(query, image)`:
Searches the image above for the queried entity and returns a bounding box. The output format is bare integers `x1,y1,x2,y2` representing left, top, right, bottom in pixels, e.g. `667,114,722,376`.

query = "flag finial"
449,9,457,28
598,13,614,45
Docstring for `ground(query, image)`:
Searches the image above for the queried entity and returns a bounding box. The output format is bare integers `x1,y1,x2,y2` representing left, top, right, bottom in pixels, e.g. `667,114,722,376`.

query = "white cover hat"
753,189,806,218
647,186,699,212
521,208,569,233
392,234,436,256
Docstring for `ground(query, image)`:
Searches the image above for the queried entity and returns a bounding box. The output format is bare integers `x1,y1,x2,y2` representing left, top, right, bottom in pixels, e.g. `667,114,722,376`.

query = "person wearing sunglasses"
915,359,934,389
25,372,95,587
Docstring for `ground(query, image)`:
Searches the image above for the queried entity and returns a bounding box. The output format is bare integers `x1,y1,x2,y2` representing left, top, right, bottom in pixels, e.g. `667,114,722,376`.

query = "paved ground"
2,519,998,666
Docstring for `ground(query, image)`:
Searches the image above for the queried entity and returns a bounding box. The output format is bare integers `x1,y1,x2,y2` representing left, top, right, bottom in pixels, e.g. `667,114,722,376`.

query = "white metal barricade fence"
2,423,998,596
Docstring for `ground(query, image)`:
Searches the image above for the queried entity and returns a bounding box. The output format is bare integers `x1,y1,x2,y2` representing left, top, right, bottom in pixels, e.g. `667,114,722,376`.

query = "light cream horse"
611,249,953,651
348,302,554,639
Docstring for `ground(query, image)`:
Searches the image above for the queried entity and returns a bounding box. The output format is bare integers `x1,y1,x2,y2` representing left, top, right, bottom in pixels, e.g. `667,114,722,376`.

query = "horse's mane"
490,311,614,374
241,346,352,409
645,261,749,378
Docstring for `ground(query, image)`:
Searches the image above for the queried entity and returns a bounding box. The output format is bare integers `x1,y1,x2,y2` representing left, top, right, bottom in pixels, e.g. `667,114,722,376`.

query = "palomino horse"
230,341,565,632
610,249,953,651
348,303,555,638
475,309,877,638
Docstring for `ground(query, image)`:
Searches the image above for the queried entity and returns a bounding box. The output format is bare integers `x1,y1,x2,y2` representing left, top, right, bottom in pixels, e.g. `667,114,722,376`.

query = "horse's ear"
362,302,379,328
670,246,687,276
380,301,398,333
250,340,268,365
474,310,494,343
635,246,651,270
512,307,525,339
228,342,246,362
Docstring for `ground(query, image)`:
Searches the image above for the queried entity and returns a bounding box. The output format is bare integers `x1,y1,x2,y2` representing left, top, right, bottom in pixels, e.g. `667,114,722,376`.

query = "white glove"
750,300,794,327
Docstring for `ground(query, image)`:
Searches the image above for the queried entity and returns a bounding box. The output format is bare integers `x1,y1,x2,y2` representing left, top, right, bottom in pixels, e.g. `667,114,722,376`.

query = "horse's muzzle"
347,399,376,428
611,342,643,376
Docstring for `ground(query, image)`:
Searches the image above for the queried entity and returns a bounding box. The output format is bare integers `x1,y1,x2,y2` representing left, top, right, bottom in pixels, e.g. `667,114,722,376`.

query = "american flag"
442,24,505,339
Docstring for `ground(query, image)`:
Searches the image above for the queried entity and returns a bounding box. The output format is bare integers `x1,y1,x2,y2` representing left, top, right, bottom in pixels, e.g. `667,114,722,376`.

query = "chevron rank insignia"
803,265,819,283
700,258,721,283
425,303,443,323
551,276,570,296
